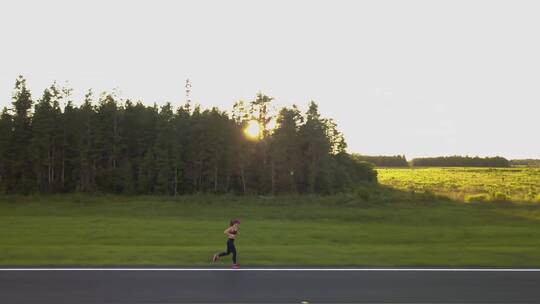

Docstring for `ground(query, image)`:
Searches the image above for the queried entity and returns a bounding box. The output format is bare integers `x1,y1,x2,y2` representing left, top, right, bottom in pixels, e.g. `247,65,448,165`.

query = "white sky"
1,0,539,159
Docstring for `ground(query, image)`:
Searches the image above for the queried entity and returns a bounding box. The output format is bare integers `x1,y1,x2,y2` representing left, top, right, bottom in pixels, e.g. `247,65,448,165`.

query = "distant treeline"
510,159,540,167
358,154,523,168
411,156,510,168
353,154,409,167
0,76,377,195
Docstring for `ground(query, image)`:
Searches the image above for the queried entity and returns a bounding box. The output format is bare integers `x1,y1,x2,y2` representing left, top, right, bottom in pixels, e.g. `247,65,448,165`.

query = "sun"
244,120,261,140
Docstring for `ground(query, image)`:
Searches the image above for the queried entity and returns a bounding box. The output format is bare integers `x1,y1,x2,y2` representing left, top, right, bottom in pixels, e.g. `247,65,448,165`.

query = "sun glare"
244,120,261,140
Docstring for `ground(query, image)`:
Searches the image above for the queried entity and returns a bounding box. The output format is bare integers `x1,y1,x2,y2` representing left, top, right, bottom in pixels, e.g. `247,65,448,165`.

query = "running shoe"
212,254,219,262
232,264,240,269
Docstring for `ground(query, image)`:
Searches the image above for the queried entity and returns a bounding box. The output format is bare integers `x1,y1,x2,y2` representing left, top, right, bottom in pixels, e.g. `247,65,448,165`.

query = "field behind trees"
378,167,540,203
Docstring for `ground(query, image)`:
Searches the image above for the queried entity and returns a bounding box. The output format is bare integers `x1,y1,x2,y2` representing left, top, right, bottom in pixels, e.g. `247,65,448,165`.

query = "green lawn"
1,193,539,266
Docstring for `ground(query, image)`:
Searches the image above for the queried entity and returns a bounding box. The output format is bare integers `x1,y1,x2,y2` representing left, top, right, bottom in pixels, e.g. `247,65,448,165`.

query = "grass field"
1,181,540,266
378,167,540,203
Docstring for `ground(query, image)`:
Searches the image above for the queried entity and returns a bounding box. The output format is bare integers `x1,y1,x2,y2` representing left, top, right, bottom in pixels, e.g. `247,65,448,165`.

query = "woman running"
213,219,240,268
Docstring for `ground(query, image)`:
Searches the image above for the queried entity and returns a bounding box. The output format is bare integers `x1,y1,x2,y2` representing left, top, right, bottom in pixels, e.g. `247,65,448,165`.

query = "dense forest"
352,155,408,167
411,156,510,168
0,76,377,195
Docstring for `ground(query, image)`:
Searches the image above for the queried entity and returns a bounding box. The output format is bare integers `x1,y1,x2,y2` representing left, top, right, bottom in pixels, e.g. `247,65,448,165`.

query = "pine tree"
122,100,157,193
154,103,175,194
62,95,82,192
269,106,303,193
231,101,251,194
299,101,332,193
0,108,12,191
171,104,191,195
9,76,34,193
30,87,56,192
77,90,98,191
94,93,126,193
249,93,274,193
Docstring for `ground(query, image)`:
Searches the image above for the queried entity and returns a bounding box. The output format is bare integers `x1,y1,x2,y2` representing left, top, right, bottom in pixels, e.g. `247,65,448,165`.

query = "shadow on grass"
0,182,534,211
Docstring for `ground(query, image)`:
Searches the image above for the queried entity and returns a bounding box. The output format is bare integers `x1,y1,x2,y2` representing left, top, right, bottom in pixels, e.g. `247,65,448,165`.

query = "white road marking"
0,268,539,271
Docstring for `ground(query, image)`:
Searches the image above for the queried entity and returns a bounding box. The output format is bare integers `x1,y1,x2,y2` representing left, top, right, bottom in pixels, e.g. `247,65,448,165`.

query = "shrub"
419,190,437,202
354,186,371,202
491,192,511,203
466,194,489,203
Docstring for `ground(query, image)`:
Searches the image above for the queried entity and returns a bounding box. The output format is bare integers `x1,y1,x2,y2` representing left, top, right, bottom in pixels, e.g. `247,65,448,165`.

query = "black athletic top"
228,229,237,241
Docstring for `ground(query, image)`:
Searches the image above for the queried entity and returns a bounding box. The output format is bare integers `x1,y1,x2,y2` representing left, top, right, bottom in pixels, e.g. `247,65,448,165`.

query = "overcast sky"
1,0,538,159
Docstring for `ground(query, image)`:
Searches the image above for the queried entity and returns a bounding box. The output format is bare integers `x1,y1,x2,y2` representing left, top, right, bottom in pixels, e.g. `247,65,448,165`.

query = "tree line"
353,154,514,168
352,154,408,167
510,159,540,167
411,156,510,168
0,76,377,195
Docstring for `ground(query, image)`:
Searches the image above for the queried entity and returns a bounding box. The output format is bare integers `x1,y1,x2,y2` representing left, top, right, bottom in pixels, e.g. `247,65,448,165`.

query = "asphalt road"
1,268,539,303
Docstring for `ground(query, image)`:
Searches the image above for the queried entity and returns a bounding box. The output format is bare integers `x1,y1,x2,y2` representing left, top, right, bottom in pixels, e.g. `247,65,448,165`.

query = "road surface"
1,268,539,303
